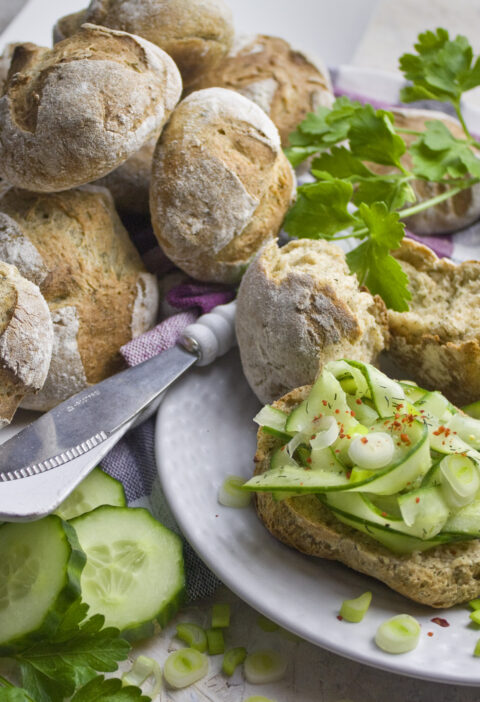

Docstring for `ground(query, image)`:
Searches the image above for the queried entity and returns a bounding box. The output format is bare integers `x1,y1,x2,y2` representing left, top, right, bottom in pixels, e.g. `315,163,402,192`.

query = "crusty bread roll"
189,34,334,146
94,133,157,215
52,9,87,43
0,24,182,193
84,0,234,88
387,238,480,406
150,88,296,284
236,239,389,404
375,107,480,235
0,186,159,410
0,261,53,425
254,386,480,608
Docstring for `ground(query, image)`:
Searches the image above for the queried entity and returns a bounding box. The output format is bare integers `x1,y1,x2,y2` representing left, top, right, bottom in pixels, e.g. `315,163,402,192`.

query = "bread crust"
236,239,388,403
52,9,87,43
150,87,295,283
189,34,334,145
84,0,234,88
386,238,480,405
0,262,53,425
0,186,159,410
0,24,182,192
255,386,480,608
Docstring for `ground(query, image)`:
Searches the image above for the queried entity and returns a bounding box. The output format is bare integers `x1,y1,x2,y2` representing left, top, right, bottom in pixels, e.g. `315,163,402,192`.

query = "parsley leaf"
284,180,355,238
311,146,372,179
70,676,151,702
410,120,480,180
349,106,406,168
400,28,480,104
346,203,411,311
0,688,35,702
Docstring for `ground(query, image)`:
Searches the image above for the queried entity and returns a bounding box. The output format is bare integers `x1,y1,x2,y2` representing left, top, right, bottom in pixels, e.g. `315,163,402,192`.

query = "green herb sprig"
0,600,149,702
284,28,480,311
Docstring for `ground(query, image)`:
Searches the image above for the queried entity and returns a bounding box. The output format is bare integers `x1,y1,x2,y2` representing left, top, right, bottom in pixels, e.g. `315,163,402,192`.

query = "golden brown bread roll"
83,0,234,88
52,9,87,43
189,34,334,145
0,24,182,192
0,186,159,410
150,87,296,284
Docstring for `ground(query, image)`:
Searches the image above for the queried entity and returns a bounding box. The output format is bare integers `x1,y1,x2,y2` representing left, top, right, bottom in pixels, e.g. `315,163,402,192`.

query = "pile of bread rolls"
0,0,477,430
0,0,337,425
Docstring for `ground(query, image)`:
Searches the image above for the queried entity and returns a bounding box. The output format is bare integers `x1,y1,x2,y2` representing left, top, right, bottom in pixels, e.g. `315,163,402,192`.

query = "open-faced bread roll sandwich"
244,359,480,607
0,186,158,410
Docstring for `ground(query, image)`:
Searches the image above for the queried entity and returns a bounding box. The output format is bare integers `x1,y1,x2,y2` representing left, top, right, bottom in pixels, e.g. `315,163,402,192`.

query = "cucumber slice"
0,516,85,655
400,382,428,403
71,506,185,641
397,487,450,538
54,467,126,521
349,361,405,417
443,499,480,536
414,391,452,422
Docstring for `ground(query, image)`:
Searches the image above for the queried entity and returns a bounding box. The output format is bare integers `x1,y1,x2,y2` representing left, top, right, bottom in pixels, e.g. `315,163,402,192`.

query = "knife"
0,300,237,521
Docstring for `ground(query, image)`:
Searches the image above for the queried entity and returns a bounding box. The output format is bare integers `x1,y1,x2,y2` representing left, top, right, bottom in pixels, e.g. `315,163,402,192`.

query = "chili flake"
431,617,450,628
360,437,368,444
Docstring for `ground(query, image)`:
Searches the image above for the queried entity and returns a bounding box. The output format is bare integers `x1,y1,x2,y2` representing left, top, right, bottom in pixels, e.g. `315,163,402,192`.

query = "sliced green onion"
447,413,480,449
222,646,247,676
218,475,252,508
206,628,225,655
310,416,339,449
348,432,394,470
163,648,208,689
122,655,162,698
339,591,372,623
440,454,479,508
244,650,287,684
470,610,480,626
474,640,480,657
375,614,420,654
257,615,279,632
176,622,207,652
211,603,230,628
253,405,288,432
469,598,480,611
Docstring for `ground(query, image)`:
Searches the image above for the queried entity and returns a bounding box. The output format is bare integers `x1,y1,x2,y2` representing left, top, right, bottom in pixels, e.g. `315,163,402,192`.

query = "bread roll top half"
0,261,53,425
150,87,295,283
236,239,389,403
84,0,234,88
190,34,334,145
0,186,158,410
0,24,182,192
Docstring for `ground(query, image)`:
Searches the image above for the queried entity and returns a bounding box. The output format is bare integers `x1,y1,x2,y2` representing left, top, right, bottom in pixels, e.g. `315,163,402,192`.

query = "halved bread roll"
0,261,53,425
254,386,480,608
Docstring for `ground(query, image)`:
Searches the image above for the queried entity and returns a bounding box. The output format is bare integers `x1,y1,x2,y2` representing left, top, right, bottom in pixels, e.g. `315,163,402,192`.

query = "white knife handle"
179,300,237,366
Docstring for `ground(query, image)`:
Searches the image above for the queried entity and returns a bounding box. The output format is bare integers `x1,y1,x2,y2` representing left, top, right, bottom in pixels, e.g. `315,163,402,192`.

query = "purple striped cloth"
101,82,480,601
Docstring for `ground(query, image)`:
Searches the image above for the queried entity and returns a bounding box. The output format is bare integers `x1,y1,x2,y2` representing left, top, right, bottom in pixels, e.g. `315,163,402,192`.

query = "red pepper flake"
306,458,312,464
350,410,355,417
431,617,450,628
299,482,304,486
346,435,351,440
360,437,368,444
415,497,420,503
335,449,340,453
400,433,410,444
433,426,446,436
396,403,404,410
427,632,434,637
346,471,352,479
311,434,316,440
337,615,343,621
356,398,362,405
335,409,340,414
322,400,328,406
381,511,387,517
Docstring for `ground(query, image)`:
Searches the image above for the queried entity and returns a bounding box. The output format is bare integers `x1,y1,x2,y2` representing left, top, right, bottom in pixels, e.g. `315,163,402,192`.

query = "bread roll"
94,133,157,215
236,239,389,403
52,9,87,43
190,34,334,146
376,107,480,235
84,0,234,88
150,88,296,283
0,261,53,425
254,386,480,608
0,24,182,192
0,186,159,410
387,238,480,406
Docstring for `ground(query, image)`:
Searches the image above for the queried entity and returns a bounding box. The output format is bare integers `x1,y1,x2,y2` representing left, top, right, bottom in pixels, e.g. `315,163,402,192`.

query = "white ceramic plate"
156,350,480,687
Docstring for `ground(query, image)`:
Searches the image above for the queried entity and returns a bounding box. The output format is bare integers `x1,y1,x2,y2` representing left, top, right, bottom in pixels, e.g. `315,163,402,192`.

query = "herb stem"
0,675,12,688
398,184,467,219
453,100,474,143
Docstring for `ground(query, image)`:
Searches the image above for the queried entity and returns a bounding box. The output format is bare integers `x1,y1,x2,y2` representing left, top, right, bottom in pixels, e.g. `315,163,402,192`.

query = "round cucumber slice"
71,506,185,641
54,467,126,521
0,516,85,655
